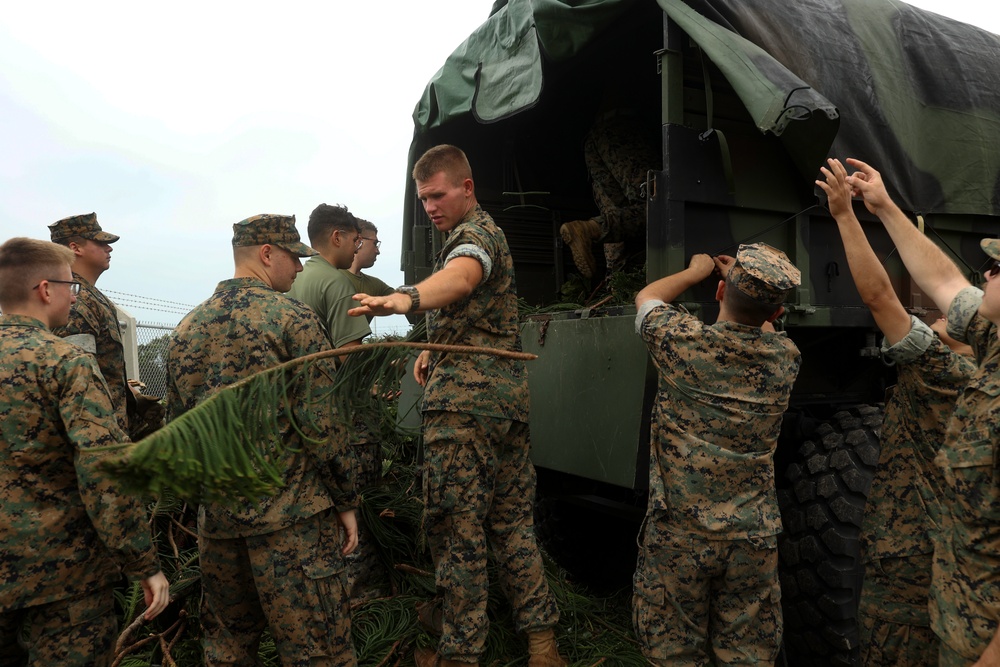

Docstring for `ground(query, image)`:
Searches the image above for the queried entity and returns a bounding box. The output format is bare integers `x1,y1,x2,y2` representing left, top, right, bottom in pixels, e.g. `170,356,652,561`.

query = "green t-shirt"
287,257,371,348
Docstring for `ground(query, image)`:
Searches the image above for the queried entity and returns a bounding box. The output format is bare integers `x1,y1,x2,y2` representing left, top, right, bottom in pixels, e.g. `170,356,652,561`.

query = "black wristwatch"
395,285,421,312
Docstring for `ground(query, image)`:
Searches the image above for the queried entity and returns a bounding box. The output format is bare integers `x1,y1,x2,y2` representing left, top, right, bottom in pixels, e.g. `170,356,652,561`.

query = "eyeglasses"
353,236,364,249
360,237,381,249
33,279,81,295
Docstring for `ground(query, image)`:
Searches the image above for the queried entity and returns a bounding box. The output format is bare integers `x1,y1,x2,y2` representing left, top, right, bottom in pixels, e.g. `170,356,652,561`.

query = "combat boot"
559,218,601,278
414,647,478,667
527,628,567,667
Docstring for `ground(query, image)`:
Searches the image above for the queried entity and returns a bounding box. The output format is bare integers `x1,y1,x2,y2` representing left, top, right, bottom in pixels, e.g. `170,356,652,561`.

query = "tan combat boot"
559,218,601,278
413,647,479,667
527,628,567,667
415,598,444,635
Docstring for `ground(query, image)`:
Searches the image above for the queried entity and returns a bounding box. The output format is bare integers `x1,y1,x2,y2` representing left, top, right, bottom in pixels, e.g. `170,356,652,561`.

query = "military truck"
398,0,1000,663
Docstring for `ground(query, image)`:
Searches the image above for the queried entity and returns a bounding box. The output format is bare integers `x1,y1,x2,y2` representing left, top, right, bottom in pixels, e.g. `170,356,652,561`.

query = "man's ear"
67,241,85,258
766,305,785,323
714,280,725,303
259,244,274,266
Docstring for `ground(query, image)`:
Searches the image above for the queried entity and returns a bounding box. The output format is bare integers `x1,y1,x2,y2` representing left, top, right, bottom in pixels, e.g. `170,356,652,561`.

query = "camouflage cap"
981,238,1000,261
48,212,119,244
728,242,801,305
232,214,318,257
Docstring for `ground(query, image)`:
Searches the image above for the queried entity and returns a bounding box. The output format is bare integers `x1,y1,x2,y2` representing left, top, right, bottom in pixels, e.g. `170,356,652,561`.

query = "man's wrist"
394,285,420,312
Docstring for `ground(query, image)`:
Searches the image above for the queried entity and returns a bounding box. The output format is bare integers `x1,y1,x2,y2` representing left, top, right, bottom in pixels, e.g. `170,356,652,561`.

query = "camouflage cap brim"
276,241,319,258
981,238,1000,261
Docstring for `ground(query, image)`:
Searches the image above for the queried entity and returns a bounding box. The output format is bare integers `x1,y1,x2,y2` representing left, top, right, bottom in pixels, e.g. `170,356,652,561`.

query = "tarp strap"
697,48,735,195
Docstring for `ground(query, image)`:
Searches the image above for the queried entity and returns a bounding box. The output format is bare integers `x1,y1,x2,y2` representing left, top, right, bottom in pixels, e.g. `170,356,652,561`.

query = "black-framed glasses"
361,237,381,249
33,279,81,295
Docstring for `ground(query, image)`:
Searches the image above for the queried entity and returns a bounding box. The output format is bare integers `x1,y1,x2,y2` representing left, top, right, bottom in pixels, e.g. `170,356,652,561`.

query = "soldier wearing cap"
632,242,802,665
846,159,1000,666
49,212,135,437
165,213,360,666
0,237,169,666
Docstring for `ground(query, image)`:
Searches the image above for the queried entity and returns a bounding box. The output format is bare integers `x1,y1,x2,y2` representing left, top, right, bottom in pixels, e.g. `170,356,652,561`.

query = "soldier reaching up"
817,158,975,666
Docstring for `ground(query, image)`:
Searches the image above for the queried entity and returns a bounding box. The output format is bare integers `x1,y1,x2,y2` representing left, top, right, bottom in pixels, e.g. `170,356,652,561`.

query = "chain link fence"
135,322,173,399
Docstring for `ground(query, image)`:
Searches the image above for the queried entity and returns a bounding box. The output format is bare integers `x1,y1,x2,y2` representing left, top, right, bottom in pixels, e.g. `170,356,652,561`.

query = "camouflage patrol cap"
728,243,801,305
981,238,1000,261
232,214,318,257
48,212,119,244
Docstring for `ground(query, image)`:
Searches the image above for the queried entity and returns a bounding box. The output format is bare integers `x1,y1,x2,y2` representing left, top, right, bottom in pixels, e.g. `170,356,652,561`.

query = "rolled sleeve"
635,299,667,334
881,316,934,364
446,243,492,283
946,286,984,343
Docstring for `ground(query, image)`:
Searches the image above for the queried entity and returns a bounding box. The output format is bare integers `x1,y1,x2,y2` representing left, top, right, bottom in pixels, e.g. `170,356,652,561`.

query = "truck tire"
777,405,882,667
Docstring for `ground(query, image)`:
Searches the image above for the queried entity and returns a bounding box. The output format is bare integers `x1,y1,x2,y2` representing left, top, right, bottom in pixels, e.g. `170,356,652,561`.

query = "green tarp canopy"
412,0,1000,216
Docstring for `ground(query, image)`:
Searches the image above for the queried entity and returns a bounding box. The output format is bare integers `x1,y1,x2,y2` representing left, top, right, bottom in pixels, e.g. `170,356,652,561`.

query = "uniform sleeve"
881,316,935,364
947,286,995,363
63,355,159,580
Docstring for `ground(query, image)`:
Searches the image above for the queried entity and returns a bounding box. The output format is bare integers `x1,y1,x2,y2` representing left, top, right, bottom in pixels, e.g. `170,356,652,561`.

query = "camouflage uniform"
0,314,159,667
930,284,1000,664
633,244,801,665
166,214,358,667
49,213,135,436
858,317,974,666
583,111,660,244
287,258,389,601
421,204,559,662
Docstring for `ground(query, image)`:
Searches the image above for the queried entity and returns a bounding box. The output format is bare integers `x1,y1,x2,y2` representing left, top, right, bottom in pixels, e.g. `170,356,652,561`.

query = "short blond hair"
412,144,473,185
0,237,75,308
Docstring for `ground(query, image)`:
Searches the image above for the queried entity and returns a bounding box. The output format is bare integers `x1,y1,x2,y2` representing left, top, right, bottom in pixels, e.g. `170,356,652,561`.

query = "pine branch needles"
98,342,535,505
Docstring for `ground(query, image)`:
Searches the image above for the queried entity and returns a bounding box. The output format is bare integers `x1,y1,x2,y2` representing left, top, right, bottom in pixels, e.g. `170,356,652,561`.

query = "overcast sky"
1,1,998,332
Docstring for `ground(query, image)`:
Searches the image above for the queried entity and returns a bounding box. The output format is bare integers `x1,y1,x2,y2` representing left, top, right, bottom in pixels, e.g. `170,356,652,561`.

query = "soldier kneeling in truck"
632,244,801,665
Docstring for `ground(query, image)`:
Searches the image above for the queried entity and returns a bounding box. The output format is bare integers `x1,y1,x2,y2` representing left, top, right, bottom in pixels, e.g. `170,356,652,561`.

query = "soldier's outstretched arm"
817,158,911,345
846,158,970,314
350,256,483,317
635,254,715,307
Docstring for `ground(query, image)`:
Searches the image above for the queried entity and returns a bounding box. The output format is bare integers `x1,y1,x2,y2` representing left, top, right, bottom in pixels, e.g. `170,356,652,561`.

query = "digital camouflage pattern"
52,272,133,435
636,302,801,538
422,412,559,662
728,243,801,306
231,213,318,257
859,555,938,666
857,317,973,663
0,586,117,667
633,515,781,665
48,212,119,244
584,111,660,243
166,277,357,665
422,205,528,422
931,287,1000,661
287,257,372,348
287,257,387,600
200,509,354,667
634,300,798,664
419,205,558,661
0,314,158,613
166,277,357,539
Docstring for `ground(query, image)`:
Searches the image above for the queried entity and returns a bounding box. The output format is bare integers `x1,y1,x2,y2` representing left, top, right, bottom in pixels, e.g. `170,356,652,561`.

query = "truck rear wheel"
777,405,882,667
